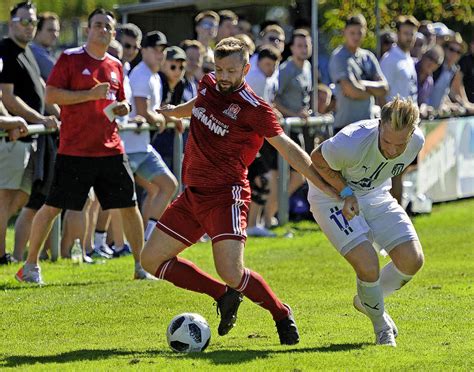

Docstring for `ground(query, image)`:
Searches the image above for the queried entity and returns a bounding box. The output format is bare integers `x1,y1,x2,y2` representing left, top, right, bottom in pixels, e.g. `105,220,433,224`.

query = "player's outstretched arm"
266,133,338,199
311,145,359,220
157,97,197,119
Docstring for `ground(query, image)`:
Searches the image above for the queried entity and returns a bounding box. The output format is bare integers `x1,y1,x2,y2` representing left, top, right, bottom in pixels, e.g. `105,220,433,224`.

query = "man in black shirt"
0,1,58,264
459,37,474,103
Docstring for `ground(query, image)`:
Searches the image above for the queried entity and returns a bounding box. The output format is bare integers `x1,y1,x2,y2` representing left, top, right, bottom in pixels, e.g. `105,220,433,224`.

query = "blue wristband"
339,186,354,199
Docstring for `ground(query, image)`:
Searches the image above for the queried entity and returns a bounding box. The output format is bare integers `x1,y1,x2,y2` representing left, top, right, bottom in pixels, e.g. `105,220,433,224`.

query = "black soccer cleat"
275,304,300,345
216,287,243,336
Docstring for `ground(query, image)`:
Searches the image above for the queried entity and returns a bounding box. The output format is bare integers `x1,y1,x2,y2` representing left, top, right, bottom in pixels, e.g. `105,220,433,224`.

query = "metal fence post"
277,119,291,225
50,215,61,262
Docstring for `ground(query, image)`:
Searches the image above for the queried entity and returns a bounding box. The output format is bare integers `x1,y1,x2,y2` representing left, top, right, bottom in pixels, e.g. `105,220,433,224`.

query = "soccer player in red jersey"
15,8,152,283
141,38,337,345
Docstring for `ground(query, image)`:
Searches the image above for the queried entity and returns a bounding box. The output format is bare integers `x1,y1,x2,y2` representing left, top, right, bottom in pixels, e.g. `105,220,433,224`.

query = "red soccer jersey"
182,73,283,188
47,46,125,157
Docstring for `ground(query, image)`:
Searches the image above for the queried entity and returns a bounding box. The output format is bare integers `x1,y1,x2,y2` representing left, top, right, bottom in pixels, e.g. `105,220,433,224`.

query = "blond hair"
381,96,420,131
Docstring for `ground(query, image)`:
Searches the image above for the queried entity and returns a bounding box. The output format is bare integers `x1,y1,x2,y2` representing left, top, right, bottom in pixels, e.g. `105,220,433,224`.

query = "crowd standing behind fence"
0,1,473,268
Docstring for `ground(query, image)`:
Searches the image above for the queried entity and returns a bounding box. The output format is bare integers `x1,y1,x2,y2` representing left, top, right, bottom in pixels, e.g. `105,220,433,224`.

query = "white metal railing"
1,116,333,260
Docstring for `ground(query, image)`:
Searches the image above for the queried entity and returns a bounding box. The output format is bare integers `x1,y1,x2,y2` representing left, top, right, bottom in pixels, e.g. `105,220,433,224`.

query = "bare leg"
119,205,144,264
263,170,278,228
25,205,62,264
136,173,177,224
109,209,125,247
0,190,28,258
13,207,36,261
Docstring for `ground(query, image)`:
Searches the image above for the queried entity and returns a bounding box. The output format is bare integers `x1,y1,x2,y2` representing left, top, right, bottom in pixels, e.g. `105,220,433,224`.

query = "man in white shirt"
246,45,281,103
381,16,419,103
308,97,425,347
380,16,419,204
122,31,180,242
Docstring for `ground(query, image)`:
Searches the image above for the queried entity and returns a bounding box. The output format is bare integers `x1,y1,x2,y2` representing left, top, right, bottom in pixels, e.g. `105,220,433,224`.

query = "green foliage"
1,199,473,370
320,0,473,51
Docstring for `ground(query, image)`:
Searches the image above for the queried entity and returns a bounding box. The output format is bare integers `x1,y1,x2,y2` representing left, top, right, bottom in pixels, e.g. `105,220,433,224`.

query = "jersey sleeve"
276,63,292,97
368,51,386,81
329,51,349,83
129,68,151,98
256,101,283,138
321,132,358,171
46,52,71,89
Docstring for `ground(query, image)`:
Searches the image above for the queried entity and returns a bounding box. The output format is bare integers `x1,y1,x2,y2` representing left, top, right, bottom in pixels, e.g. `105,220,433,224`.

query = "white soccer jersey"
312,119,424,197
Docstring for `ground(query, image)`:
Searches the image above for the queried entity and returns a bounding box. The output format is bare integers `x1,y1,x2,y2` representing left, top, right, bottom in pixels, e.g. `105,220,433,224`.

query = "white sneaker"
15,264,44,285
353,295,398,337
95,244,114,257
376,328,397,347
134,267,158,280
247,226,277,237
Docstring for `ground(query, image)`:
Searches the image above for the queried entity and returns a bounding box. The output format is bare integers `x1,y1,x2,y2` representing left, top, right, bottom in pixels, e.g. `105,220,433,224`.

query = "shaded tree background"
320,0,473,51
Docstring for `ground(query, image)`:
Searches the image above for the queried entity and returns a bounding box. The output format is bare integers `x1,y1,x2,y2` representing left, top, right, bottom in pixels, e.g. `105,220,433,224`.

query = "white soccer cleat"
134,267,158,280
353,295,399,338
375,328,397,347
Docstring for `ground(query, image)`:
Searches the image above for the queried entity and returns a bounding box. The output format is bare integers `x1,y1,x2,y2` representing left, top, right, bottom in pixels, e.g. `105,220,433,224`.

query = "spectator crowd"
0,1,473,268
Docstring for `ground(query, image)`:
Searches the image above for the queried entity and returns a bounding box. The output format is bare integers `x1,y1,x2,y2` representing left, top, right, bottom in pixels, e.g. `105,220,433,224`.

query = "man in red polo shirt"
16,8,152,283
141,38,337,345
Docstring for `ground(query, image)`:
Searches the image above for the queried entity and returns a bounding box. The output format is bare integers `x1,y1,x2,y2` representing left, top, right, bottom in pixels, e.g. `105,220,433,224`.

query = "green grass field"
1,199,473,371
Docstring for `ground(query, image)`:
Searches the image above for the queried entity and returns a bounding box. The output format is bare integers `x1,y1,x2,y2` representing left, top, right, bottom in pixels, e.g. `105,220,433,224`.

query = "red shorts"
157,185,250,246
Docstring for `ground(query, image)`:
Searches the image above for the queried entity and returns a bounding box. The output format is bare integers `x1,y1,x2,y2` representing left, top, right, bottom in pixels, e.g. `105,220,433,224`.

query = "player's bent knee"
356,264,380,283
215,266,243,288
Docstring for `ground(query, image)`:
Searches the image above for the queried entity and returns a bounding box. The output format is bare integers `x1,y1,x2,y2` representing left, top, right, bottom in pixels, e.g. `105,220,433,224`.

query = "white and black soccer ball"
166,313,211,353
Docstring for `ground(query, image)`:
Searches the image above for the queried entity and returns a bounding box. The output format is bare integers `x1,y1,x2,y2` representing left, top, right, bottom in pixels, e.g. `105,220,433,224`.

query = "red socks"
236,268,289,321
156,257,227,300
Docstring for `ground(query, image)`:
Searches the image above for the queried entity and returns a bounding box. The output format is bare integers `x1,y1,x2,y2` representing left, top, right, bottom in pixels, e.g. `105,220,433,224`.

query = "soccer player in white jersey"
308,97,425,347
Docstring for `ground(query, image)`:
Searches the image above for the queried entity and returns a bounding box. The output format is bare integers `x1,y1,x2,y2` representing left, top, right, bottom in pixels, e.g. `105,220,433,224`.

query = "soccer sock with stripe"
357,278,390,333
94,230,106,249
380,261,414,297
156,257,227,300
235,268,289,321
145,219,157,242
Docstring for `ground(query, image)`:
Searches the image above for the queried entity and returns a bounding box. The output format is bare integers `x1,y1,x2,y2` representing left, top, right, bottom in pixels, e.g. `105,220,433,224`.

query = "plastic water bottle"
71,239,83,264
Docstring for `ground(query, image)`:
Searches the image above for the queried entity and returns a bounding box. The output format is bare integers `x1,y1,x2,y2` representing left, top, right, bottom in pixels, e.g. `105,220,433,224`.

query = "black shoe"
275,304,300,345
0,253,17,265
216,287,243,336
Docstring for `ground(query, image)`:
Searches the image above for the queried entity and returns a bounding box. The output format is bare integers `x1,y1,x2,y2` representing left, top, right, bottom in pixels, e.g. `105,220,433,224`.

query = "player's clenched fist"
342,195,359,220
90,82,110,100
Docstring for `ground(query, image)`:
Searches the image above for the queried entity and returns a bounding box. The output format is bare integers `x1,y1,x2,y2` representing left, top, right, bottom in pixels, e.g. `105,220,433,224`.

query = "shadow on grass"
0,343,370,367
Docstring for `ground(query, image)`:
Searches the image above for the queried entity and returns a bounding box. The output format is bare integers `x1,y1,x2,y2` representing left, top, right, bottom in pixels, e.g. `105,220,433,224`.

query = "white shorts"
308,186,419,256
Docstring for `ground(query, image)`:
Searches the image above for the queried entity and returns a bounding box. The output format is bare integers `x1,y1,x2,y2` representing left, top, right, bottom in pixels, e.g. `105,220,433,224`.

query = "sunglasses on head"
123,43,138,50
11,17,38,27
170,64,185,71
447,46,462,54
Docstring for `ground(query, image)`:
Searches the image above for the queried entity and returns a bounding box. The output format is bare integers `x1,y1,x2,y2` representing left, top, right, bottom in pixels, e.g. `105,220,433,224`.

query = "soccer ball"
166,313,211,353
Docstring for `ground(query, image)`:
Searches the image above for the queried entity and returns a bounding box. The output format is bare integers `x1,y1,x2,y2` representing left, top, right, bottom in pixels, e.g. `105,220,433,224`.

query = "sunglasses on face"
447,46,462,54
200,21,218,30
268,36,282,43
123,43,138,50
11,17,38,27
170,64,185,71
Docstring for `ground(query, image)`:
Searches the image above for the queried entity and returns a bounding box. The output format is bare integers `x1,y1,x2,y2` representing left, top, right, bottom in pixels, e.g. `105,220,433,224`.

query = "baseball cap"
165,46,186,61
143,31,168,48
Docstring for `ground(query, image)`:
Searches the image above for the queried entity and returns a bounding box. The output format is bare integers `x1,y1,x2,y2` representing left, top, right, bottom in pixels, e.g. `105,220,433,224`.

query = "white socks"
145,219,157,242
94,231,106,249
357,278,389,333
380,261,413,297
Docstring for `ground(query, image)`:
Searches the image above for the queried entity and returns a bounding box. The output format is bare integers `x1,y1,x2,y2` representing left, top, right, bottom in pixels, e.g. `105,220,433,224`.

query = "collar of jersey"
83,45,106,61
